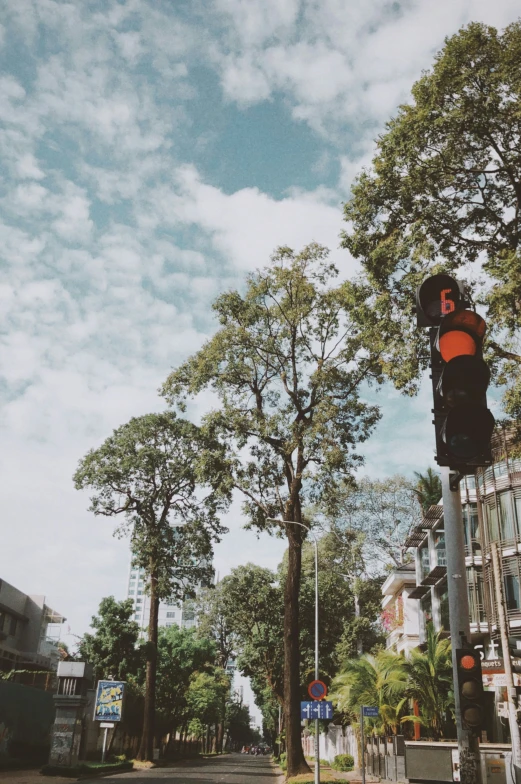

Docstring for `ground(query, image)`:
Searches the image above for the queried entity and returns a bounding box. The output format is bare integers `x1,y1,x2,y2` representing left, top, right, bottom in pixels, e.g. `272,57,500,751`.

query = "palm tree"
402,625,454,739
331,650,408,735
413,468,442,513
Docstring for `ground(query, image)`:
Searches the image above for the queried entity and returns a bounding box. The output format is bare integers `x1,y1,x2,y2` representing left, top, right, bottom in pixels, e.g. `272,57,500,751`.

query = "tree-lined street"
2,6,521,784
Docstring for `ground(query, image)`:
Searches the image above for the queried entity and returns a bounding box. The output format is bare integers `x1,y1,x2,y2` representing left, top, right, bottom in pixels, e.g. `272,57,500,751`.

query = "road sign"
362,706,379,718
308,679,328,700
99,722,115,728
301,701,333,720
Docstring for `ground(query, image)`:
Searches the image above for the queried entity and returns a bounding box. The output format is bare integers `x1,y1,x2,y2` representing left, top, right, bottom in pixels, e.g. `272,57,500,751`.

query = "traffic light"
416,274,495,471
455,647,484,735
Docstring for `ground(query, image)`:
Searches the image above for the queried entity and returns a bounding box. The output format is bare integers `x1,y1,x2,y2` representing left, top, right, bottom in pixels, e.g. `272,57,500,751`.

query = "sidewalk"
0,770,76,784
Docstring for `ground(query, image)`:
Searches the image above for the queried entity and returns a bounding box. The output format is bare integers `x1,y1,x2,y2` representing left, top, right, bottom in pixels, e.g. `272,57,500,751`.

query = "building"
382,429,521,743
0,577,65,674
381,562,420,655
125,563,199,633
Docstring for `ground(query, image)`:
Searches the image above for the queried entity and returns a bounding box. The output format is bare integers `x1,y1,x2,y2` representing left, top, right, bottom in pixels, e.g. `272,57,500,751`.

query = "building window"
485,501,500,543
466,475,476,491
166,612,176,618
182,610,195,622
464,503,480,555
420,544,430,581
0,613,5,632
137,590,143,595
495,461,509,478
500,493,516,542
9,617,17,636
504,574,521,611
434,531,446,567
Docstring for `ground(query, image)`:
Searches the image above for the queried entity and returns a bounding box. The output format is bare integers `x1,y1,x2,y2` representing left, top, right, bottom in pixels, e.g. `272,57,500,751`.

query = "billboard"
94,681,126,722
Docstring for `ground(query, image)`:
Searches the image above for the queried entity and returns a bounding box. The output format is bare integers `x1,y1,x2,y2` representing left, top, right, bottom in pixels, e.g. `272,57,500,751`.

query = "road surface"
83,753,281,784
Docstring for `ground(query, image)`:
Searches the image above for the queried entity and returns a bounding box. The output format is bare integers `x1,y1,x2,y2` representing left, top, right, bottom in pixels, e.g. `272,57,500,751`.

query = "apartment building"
382,429,521,743
0,577,65,673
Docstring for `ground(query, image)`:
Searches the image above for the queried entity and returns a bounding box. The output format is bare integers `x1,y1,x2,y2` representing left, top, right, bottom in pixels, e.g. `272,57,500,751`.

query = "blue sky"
0,0,517,666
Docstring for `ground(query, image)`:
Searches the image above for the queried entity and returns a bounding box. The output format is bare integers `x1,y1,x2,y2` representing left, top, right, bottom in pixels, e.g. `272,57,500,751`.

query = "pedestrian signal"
455,648,484,734
416,274,494,471
415,274,467,327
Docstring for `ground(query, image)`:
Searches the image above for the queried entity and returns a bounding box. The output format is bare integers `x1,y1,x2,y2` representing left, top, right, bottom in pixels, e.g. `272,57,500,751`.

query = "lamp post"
268,519,319,784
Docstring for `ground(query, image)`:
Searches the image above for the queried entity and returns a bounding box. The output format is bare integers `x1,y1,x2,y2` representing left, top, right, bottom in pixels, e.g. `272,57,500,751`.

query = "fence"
302,724,358,767
0,680,55,762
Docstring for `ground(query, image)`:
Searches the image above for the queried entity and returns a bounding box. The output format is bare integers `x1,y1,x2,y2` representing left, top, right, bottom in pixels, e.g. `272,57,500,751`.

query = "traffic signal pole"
441,466,483,784
491,542,521,767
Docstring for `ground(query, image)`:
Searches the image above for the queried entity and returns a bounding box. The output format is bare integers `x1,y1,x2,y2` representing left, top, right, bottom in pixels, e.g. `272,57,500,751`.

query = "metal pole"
101,727,108,763
360,706,365,784
441,467,482,784
491,542,521,766
314,536,320,784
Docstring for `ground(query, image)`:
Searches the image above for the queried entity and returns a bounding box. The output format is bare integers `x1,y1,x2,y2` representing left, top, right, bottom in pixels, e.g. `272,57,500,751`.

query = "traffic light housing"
455,647,484,735
416,274,494,472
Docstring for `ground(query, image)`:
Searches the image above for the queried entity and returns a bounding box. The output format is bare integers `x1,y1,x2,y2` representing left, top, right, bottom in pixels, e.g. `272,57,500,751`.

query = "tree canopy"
74,411,230,761
162,244,383,777
342,21,521,414
327,475,419,570
78,596,142,682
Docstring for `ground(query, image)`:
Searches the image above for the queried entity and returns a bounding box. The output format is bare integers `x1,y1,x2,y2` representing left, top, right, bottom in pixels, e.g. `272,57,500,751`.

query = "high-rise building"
125,561,207,634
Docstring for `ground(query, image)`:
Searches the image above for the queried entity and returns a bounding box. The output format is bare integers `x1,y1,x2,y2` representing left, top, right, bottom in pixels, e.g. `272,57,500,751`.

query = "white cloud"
141,165,350,273
1,0,517,648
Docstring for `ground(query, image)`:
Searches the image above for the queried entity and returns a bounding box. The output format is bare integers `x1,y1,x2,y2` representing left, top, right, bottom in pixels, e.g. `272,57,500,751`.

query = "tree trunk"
137,566,160,761
283,523,310,777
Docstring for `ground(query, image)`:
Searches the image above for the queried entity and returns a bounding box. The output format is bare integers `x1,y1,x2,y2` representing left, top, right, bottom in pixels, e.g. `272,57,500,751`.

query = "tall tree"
162,244,381,776
342,21,521,414
78,596,142,682
162,246,381,772
413,468,442,513
73,412,229,761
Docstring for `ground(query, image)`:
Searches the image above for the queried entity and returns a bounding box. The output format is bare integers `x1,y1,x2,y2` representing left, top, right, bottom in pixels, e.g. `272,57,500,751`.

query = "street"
83,754,281,784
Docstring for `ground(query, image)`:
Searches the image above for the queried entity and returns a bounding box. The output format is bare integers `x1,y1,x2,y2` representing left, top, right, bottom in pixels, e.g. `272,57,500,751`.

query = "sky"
0,0,518,707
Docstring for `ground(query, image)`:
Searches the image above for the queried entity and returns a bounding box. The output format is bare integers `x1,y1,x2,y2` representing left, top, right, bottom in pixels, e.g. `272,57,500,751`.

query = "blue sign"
362,706,379,718
94,681,126,722
301,701,334,720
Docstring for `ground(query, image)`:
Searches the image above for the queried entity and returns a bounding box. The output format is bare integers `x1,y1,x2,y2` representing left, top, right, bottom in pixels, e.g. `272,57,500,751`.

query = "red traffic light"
460,654,478,670
437,310,486,362
456,647,484,734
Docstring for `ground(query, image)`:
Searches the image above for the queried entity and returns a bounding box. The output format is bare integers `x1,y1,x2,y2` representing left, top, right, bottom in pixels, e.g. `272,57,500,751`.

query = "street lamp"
267,519,320,784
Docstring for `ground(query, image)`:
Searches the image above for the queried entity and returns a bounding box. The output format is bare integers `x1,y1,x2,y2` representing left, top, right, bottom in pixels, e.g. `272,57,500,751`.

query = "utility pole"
441,467,482,784
491,542,521,766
